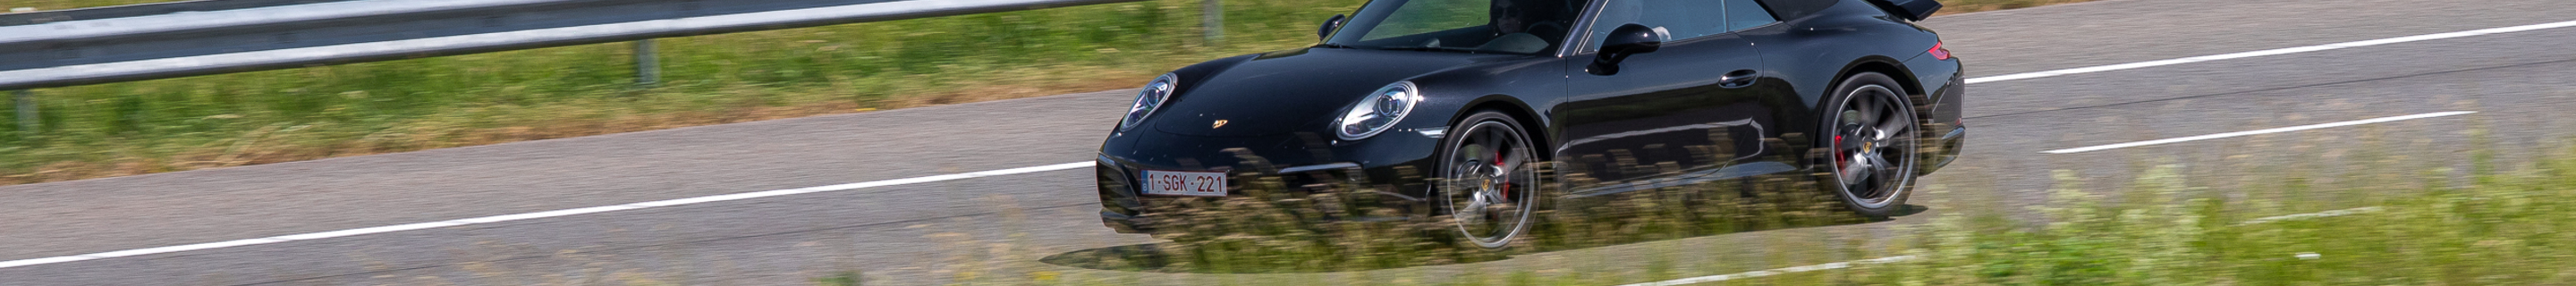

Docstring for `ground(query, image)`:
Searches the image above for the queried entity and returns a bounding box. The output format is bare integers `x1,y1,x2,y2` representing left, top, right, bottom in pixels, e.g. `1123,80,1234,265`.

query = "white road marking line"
2041,111,2476,154
10,18,2575,273
2237,206,2386,226
0,257,95,269
1964,20,2576,84
1614,256,1919,286
0,162,1092,270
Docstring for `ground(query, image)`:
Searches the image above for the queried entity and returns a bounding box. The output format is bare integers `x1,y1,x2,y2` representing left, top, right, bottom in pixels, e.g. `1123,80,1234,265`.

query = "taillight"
1928,41,1952,61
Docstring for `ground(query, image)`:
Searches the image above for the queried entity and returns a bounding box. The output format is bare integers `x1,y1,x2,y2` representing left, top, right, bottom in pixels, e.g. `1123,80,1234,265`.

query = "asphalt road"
3,0,2572,284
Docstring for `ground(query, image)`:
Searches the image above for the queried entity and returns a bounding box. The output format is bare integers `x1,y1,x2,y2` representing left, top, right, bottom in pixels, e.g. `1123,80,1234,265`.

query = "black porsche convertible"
1096,0,1964,248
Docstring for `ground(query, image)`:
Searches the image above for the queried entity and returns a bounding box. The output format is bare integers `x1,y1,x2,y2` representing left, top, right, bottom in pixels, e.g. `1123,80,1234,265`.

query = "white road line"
2041,111,2476,154
1613,256,1919,286
1964,20,2576,84
0,162,1092,270
2237,206,2386,226
9,18,2575,273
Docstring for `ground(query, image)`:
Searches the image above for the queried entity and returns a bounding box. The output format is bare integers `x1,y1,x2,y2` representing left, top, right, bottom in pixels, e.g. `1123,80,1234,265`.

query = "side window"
1581,0,1727,53
1724,0,1778,31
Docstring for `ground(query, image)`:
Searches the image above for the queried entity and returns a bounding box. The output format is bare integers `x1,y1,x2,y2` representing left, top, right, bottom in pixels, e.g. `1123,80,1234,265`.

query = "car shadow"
1038,204,1928,273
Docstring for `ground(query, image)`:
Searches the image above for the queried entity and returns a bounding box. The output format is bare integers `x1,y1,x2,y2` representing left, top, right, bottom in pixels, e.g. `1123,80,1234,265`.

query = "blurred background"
1,0,2570,285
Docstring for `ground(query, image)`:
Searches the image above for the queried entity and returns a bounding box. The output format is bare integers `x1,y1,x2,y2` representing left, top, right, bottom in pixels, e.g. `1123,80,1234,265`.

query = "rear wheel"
1820,72,1919,218
1438,111,1541,249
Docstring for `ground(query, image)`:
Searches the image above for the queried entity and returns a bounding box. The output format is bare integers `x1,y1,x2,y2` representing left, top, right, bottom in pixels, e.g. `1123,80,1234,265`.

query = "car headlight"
1120,73,1180,131
1335,81,1420,140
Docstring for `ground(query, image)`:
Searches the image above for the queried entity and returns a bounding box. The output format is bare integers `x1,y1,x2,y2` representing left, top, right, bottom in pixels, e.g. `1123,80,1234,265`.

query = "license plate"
1143,170,1228,197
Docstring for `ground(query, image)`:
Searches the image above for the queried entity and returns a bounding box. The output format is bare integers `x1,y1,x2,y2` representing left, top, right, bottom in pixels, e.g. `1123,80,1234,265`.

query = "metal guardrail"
0,0,1229,137
0,0,359,26
0,0,1165,90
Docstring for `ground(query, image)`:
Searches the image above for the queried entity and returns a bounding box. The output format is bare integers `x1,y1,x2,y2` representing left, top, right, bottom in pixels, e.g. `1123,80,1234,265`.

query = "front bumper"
1094,129,1441,233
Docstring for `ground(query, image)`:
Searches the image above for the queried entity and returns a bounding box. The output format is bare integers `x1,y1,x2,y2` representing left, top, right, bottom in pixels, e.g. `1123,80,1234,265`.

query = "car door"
1554,0,1784,194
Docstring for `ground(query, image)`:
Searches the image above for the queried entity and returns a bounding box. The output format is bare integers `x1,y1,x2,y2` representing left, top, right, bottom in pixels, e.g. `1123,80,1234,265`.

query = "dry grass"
4,0,168,11
0,0,2093,187
2,0,1336,186
0,67,1149,185
1938,0,2102,15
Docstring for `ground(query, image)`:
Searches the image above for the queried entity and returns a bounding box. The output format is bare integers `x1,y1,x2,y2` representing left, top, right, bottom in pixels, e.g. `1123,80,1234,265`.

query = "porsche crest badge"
1212,120,1230,129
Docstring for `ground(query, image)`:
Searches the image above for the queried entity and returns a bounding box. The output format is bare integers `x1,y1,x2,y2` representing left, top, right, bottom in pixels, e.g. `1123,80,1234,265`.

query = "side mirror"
1866,0,1944,21
1588,23,1666,76
1318,14,1347,39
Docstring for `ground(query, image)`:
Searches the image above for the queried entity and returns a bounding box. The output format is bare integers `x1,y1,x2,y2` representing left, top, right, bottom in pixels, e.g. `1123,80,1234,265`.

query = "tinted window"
1326,0,1580,55
1359,0,1494,41
1724,0,1778,30
1582,0,1726,52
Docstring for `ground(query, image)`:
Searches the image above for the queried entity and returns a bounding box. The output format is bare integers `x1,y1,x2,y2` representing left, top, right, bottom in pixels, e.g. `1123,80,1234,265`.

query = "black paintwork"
1097,0,1965,233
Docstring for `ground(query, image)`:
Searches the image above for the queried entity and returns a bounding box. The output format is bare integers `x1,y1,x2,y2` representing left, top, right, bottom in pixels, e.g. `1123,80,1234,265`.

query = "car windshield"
1323,0,1580,55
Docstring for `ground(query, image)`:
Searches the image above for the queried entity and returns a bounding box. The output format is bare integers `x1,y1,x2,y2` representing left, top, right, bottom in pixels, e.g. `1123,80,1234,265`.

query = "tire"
1436,111,1543,249
1818,72,1920,218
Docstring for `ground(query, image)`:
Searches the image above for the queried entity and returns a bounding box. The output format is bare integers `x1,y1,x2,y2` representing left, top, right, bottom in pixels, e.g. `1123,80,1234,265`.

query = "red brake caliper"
1834,135,1847,169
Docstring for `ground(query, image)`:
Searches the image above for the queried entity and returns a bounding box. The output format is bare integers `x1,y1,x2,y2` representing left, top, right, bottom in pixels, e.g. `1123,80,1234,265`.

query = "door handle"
1719,70,1759,88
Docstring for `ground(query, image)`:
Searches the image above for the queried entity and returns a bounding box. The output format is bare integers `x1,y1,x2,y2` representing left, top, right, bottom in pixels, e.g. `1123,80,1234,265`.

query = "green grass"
0,0,2098,185
487,139,2512,286
284,144,2576,284
1844,152,2576,285
1009,133,2576,285
0,0,1364,183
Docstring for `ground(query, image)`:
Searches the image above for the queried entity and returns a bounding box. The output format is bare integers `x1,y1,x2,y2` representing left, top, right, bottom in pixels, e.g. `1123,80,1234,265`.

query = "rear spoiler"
1866,0,1944,21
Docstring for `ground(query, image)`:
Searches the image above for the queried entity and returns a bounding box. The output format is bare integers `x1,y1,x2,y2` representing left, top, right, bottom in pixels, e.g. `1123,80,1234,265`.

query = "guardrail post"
1201,0,1223,45
13,89,33,138
634,39,660,86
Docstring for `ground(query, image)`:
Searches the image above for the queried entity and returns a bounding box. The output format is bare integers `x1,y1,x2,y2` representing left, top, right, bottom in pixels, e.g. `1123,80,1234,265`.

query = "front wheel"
1438,111,1542,249
1819,72,1920,218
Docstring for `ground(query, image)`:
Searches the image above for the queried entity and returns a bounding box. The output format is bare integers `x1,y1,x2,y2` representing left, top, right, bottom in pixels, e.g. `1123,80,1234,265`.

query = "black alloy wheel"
1822,72,1919,218
1439,111,1541,249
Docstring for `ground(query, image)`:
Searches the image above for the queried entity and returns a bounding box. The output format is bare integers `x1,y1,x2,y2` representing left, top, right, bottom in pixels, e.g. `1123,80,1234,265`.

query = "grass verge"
1843,150,2576,285
0,0,2093,186
2,0,1360,184
994,141,2574,285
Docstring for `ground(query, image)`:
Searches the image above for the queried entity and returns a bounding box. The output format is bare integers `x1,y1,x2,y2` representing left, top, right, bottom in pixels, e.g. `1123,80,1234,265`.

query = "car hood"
1152,47,1512,137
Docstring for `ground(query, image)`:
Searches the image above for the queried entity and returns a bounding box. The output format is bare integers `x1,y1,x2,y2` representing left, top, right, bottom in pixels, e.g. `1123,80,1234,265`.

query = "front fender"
1385,58,1567,150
